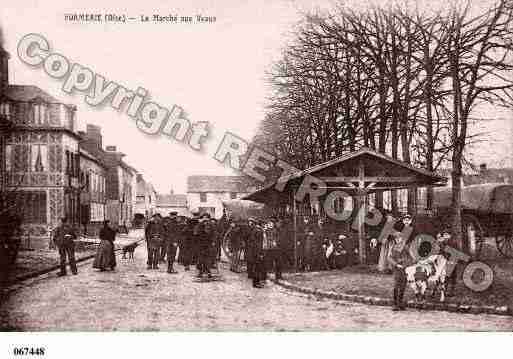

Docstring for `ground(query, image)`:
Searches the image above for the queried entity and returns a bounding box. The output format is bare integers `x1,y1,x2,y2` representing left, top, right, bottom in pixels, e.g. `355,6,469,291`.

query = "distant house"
186,175,256,219
462,164,513,185
437,164,513,187
156,193,190,217
135,173,157,219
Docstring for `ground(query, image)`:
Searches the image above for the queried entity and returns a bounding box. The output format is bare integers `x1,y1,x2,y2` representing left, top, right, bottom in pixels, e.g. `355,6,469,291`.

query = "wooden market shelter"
243,148,447,268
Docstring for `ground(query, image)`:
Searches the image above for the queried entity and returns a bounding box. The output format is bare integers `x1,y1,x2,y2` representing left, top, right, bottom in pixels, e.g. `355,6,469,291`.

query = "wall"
187,192,248,219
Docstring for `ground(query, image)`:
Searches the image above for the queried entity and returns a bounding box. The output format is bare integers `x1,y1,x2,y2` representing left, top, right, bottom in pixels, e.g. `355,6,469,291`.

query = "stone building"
78,146,107,236
186,175,255,219
80,125,137,230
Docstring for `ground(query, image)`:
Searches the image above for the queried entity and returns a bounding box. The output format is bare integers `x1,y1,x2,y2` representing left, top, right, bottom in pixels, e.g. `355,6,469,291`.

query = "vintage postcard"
0,0,512,355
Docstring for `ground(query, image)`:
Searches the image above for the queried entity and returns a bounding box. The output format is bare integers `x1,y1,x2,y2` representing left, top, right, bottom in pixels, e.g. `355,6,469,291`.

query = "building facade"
2,85,80,240
156,193,190,217
78,147,107,236
186,175,255,219
80,125,137,230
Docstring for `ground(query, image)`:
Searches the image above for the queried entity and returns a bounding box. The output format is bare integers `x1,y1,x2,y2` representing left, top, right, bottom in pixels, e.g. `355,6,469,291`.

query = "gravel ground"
1,234,512,331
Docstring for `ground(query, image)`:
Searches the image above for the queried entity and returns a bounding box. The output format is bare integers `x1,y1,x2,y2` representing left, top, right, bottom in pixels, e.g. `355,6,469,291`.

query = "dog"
122,242,139,259
404,254,448,302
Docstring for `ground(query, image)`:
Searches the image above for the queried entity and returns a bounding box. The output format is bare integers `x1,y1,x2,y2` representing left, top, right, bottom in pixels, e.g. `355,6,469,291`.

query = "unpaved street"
2,239,512,331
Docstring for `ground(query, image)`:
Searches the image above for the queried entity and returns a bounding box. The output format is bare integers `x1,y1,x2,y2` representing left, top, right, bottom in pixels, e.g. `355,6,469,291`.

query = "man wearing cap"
164,212,179,274
145,214,164,270
53,217,78,276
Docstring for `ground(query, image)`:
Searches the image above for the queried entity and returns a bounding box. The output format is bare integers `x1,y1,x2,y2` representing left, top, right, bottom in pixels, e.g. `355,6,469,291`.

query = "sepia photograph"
0,0,512,355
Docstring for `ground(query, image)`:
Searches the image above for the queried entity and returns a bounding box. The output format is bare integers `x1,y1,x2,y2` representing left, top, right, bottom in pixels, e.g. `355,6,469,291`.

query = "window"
200,192,207,202
65,150,71,174
0,102,10,117
230,192,237,199
33,103,47,125
17,191,47,224
86,173,91,191
31,145,47,172
5,145,11,172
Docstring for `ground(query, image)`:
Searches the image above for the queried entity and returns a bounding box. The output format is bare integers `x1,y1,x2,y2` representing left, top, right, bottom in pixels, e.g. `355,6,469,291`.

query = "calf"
404,254,448,302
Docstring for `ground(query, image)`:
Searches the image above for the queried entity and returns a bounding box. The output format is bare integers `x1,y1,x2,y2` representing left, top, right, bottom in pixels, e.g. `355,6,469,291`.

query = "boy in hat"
437,228,458,296
387,231,413,311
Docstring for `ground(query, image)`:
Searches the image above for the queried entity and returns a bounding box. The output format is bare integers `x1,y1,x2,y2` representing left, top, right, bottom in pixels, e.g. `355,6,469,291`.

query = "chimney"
86,124,103,150
479,163,487,174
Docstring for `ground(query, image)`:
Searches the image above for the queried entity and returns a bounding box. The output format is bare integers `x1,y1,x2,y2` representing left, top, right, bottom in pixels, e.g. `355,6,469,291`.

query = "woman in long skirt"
93,220,116,271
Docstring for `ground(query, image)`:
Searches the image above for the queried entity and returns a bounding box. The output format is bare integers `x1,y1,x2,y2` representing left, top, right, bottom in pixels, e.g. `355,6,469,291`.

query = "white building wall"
187,191,249,219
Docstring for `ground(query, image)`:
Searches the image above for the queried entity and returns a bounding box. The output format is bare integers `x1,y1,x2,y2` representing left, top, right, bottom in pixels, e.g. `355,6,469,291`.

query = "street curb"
10,237,143,285
274,279,512,317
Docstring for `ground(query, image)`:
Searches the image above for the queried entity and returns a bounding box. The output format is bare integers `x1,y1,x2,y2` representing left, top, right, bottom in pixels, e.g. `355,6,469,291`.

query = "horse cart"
431,183,513,259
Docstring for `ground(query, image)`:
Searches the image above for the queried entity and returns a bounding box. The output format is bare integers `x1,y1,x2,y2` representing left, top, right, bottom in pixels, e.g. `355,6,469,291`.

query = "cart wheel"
496,234,513,258
462,214,484,260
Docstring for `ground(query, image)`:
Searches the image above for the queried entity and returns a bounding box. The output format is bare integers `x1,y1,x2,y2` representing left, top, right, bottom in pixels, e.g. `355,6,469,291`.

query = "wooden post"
292,187,298,273
358,159,367,264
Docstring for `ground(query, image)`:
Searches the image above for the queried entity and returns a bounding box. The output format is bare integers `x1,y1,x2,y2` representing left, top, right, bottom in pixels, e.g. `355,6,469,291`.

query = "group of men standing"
229,217,286,288
144,211,221,278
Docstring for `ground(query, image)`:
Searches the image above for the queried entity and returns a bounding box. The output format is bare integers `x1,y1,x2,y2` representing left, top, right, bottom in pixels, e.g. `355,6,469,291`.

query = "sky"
0,0,511,193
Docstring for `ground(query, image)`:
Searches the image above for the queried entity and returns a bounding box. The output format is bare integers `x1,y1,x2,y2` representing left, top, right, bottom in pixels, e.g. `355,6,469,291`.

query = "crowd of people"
144,211,223,278
51,209,461,308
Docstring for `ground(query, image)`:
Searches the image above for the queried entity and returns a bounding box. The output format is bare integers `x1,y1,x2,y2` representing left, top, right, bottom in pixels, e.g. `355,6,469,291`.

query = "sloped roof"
187,175,254,193
157,194,187,207
244,147,447,203
5,85,62,104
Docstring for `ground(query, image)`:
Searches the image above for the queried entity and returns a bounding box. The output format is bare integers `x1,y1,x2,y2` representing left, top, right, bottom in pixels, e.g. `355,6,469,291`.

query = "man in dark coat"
145,214,164,269
250,220,266,288
197,213,215,278
209,218,221,270
264,218,284,280
245,217,258,280
312,218,328,271
300,217,316,271
164,212,179,274
182,212,200,271
53,217,78,276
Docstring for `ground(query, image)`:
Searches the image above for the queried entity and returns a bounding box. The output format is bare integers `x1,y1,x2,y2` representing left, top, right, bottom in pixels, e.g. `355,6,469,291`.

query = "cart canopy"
433,183,513,214
221,199,267,221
